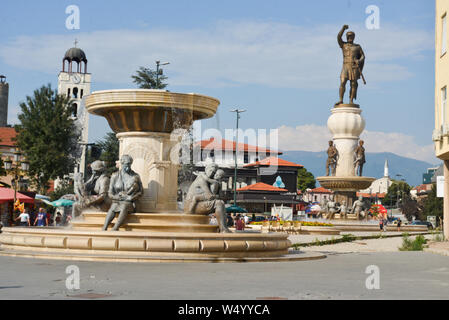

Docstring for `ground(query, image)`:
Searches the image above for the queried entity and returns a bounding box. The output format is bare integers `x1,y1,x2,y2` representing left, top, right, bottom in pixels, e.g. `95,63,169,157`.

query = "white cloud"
0,21,432,89
274,124,437,164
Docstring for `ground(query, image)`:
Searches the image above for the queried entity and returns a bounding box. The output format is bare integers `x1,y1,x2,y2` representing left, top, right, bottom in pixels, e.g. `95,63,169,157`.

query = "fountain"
0,89,324,262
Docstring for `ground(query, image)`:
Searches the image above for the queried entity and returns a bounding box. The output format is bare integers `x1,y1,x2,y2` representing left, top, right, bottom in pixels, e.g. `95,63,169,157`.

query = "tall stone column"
117,132,180,213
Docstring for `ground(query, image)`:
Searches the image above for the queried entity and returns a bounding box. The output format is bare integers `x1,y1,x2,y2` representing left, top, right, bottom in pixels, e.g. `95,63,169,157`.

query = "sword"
356,63,367,85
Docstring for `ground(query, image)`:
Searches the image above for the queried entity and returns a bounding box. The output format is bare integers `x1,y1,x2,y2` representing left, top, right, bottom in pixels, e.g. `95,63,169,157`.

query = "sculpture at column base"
103,155,143,231
184,163,231,233
73,160,111,218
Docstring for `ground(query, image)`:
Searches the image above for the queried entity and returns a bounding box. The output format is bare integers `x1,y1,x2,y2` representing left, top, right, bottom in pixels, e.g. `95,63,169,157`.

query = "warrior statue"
335,25,366,106
73,161,111,217
354,140,366,177
326,141,339,176
103,155,143,231
184,163,230,233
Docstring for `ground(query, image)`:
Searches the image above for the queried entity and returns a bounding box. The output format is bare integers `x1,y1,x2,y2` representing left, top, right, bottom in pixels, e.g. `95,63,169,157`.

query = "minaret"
384,159,389,178
57,40,91,177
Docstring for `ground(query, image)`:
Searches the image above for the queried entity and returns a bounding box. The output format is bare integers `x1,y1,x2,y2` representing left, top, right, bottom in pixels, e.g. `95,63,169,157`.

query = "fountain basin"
84,89,220,133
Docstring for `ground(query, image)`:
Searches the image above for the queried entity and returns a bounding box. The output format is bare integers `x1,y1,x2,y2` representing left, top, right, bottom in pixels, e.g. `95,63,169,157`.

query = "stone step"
71,222,219,233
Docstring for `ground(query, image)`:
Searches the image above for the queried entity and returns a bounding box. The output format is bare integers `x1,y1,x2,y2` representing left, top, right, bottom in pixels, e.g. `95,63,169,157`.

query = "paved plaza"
0,250,448,300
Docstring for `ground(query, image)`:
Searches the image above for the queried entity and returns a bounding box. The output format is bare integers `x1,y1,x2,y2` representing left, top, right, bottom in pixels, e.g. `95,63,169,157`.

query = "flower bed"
250,221,333,227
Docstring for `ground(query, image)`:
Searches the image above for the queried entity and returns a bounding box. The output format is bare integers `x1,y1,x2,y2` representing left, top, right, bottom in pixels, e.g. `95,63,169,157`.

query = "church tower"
57,41,91,176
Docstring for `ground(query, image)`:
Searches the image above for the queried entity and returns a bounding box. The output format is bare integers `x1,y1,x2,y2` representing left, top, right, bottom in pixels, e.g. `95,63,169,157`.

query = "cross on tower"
74,39,78,48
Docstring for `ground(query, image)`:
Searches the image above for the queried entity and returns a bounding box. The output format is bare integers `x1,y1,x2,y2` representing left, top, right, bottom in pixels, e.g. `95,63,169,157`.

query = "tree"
421,184,443,223
383,181,411,207
15,84,80,194
297,167,316,192
132,66,168,89
96,132,119,175
49,179,74,201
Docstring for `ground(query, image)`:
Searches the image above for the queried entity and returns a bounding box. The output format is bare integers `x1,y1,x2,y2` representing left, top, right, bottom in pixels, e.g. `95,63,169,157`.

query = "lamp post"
230,109,246,207
3,149,29,226
156,61,170,89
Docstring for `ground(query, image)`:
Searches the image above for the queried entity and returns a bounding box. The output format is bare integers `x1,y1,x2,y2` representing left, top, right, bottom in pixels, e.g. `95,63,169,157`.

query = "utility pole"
230,109,246,207
156,61,170,89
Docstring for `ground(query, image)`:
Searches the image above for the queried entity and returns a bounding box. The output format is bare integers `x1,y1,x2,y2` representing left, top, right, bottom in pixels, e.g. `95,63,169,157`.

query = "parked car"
251,215,267,223
411,220,434,229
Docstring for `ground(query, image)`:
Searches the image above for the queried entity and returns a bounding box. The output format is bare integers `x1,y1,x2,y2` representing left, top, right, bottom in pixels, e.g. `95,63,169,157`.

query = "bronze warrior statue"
335,25,366,106
326,141,339,176
354,140,366,177
103,155,143,231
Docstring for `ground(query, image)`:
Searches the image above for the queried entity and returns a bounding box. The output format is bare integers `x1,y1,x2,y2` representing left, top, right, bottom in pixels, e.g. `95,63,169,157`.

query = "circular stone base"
0,227,295,262
316,176,376,191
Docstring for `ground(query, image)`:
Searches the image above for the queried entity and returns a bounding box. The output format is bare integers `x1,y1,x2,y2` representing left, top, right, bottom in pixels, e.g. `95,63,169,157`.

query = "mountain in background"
281,151,441,187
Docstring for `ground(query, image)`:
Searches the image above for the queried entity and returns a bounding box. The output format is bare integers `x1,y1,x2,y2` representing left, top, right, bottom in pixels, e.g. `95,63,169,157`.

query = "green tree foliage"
383,181,411,207
132,66,168,89
96,132,119,175
297,167,316,192
422,184,443,221
15,84,80,194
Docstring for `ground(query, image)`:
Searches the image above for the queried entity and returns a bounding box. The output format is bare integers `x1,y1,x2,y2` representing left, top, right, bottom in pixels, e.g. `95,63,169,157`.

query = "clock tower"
57,42,91,177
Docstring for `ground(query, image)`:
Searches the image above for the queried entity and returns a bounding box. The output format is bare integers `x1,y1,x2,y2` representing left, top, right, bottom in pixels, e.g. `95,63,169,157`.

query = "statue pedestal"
117,132,180,213
317,103,375,216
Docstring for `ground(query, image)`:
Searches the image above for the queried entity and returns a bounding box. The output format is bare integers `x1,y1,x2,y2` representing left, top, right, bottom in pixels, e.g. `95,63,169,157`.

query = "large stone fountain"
0,89,318,262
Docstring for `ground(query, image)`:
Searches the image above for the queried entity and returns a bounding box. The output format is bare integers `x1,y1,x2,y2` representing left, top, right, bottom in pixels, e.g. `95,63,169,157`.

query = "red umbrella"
0,188,35,204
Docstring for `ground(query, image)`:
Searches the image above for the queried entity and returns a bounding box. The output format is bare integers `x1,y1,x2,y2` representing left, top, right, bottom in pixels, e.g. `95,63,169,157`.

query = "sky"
0,0,438,165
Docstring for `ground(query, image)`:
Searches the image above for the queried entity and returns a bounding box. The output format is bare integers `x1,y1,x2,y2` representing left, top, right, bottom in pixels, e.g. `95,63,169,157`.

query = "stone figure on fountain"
103,155,143,231
339,200,348,219
184,163,230,233
73,160,111,217
326,141,339,176
354,140,366,177
335,25,366,106
325,195,338,220
350,196,370,220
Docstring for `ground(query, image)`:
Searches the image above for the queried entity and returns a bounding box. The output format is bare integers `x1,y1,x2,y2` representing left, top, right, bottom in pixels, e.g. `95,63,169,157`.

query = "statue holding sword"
335,25,366,106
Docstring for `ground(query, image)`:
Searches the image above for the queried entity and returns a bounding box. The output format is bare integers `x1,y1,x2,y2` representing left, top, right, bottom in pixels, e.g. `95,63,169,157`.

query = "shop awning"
0,188,35,204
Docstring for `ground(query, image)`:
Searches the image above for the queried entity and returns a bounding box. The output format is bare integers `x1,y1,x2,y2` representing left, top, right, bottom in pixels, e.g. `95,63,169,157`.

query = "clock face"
72,74,81,84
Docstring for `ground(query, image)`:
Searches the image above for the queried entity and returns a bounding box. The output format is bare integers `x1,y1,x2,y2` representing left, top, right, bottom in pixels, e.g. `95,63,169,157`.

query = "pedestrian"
34,208,48,227
15,210,30,227
397,219,402,232
226,214,234,228
243,214,249,225
235,214,245,231
379,218,384,232
209,214,218,225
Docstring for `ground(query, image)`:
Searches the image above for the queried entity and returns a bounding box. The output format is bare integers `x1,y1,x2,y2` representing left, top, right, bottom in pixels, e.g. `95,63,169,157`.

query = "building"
360,159,393,195
304,187,333,204
411,184,433,200
0,127,18,187
57,44,91,178
0,75,9,127
423,166,440,184
434,0,449,239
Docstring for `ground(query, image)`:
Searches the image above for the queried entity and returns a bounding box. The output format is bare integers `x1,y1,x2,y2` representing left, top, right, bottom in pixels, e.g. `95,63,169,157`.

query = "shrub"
399,234,427,251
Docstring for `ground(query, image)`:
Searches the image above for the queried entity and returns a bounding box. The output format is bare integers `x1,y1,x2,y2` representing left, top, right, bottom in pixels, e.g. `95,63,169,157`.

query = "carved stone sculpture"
73,161,111,217
351,196,368,220
326,141,339,176
184,163,230,233
325,196,338,220
335,24,366,106
103,155,143,231
354,140,366,177
339,200,348,219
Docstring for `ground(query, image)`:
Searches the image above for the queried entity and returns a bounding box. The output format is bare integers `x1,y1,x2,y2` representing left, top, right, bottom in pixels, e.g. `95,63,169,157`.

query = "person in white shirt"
15,211,30,227
243,214,250,225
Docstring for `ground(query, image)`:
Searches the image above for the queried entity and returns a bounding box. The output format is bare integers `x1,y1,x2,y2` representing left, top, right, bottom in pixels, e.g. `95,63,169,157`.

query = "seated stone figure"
184,163,230,233
187,169,225,214
103,155,143,231
73,160,111,218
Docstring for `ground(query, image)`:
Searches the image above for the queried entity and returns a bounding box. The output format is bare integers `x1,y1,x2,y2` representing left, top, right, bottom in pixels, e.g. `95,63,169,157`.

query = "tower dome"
62,42,88,74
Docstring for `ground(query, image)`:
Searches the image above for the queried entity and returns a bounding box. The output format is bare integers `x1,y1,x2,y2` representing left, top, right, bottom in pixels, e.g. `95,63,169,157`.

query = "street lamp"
156,61,170,89
3,149,29,225
230,109,246,207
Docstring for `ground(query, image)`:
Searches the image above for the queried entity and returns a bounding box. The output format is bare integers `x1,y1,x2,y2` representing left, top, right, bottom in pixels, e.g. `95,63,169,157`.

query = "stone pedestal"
327,104,365,176
117,132,180,213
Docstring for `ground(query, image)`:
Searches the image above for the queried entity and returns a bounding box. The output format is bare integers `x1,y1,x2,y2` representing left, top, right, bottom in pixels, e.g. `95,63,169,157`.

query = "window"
443,14,447,56
67,88,71,97
244,153,249,164
80,89,84,98
442,86,447,126
72,103,78,118
73,87,78,99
